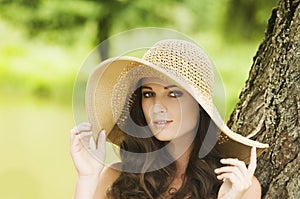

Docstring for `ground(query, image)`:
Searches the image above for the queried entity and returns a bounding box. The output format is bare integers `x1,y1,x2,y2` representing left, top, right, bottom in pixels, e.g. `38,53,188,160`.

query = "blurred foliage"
0,0,278,108
0,0,101,44
224,0,278,41
0,0,278,43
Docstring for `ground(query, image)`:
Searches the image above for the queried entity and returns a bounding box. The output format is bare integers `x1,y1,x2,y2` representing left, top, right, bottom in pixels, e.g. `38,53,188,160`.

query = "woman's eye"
169,90,183,98
143,91,155,98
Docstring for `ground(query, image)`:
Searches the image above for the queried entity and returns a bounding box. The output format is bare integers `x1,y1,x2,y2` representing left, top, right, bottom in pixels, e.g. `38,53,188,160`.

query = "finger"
216,172,240,183
77,131,95,150
70,128,80,145
70,129,76,144
220,158,248,175
79,131,93,147
71,123,92,135
217,172,251,191
88,136,96,151
70,133,84,154
214,166,243,177
220,158,244,166
79,131,93,139
96,130,106,152
215,165,246,185
91,130,106,164
70,130,92,153
70,123,92,145
75,124,92,133
248,147,257,176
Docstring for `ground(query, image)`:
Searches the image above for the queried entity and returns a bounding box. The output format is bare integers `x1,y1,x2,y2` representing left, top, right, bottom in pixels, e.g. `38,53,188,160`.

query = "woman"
70,39,269,198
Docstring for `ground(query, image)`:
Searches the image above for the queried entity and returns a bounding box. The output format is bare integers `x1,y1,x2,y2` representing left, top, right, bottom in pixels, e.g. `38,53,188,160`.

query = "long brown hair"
107,84,222,198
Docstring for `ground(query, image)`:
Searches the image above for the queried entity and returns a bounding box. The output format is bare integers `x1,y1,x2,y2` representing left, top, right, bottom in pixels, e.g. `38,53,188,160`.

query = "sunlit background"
0,0,277,198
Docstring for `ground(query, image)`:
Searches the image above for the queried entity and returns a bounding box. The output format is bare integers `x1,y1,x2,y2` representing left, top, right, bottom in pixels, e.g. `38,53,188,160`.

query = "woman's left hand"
215,147,259,199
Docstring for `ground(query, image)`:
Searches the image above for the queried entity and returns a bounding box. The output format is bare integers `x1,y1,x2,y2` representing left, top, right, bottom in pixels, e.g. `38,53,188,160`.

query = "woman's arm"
73,164,121,199
215,147,261,199
70,122,106,199
74,175,101,199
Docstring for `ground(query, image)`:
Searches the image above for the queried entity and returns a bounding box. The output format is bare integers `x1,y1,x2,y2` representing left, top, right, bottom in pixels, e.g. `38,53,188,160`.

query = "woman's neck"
175,147,191,178
167,133,195,177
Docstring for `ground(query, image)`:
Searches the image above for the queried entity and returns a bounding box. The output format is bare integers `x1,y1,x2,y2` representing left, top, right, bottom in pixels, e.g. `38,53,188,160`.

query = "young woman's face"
141,78,200,141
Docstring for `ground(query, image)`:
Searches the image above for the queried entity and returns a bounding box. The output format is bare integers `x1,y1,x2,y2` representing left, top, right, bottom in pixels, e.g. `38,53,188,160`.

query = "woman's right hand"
70,122,106,176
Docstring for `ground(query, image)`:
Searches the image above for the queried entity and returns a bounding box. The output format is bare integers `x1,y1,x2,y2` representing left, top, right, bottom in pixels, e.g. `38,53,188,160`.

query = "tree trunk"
227,0,300,198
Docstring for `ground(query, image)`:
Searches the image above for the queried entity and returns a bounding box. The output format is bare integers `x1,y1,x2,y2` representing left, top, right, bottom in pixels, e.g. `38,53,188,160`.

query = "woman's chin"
152,131,175,142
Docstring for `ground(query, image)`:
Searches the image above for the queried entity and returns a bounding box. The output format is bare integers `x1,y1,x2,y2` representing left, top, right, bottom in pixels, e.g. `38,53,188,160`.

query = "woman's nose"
152,103,167,113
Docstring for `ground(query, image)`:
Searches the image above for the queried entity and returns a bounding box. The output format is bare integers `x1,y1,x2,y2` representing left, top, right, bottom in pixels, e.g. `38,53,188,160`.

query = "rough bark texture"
227,0,300,198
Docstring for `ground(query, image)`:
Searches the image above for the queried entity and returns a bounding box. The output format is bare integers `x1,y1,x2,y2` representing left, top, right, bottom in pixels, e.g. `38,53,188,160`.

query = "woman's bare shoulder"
102,162,122,179
94,162,122,199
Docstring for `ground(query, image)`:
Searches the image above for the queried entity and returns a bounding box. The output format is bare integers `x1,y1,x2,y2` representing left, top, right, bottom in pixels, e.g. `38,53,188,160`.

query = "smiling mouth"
152,120,173,129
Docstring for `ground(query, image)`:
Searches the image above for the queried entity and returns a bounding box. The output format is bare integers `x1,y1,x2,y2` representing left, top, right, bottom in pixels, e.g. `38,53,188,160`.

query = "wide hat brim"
86,56,269,164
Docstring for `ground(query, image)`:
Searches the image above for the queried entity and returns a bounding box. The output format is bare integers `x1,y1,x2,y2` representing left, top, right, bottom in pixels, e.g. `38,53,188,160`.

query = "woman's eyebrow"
141,86,152,90
164,85,178,89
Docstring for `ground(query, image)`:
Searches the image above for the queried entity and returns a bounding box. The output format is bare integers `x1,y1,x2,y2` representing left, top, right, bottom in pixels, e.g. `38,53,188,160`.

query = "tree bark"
227,0,300,198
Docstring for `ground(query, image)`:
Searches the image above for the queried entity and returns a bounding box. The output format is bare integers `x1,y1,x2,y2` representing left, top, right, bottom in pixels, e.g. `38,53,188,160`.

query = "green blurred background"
0,0,277,198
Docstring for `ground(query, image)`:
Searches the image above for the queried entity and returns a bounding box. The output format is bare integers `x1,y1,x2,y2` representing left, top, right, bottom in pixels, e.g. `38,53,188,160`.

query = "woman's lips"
152,120,173,129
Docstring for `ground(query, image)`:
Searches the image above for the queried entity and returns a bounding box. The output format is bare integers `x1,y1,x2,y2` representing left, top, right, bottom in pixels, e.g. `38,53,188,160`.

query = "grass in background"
0,97,76,199
0,20,91,199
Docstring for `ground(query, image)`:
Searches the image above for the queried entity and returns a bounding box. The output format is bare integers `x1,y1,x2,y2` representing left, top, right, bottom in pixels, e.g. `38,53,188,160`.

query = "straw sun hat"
86,39,268,164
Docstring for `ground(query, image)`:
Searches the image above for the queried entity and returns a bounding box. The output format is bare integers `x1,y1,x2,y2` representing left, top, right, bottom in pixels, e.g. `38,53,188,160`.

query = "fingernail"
99,130,106,140
214,169,219,173
220,159,225,163
100,129,106,136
